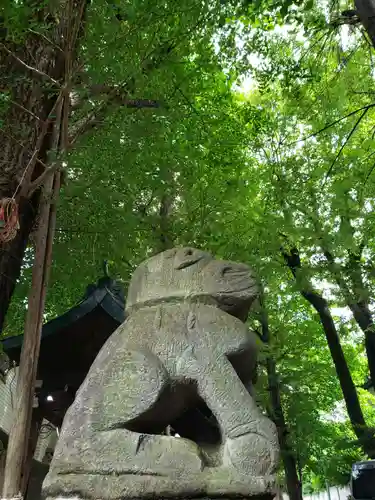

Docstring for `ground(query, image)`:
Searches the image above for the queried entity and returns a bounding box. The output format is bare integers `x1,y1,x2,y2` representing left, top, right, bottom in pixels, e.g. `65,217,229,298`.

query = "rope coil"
0,198,20,244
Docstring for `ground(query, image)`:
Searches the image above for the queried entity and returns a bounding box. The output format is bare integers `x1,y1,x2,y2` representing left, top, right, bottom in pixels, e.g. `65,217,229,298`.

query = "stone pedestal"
43,465,278,499
44,494,276,500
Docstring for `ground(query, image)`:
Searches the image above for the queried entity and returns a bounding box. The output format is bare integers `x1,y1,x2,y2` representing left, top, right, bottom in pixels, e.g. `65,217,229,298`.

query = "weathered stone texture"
43,247,280,499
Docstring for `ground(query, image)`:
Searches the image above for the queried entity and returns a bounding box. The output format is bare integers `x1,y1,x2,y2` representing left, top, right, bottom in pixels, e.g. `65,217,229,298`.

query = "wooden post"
20,408,43,497
1,172,60,499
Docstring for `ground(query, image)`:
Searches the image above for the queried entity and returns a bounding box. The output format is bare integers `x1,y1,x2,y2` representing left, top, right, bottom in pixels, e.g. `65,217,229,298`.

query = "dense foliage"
1,0,375,494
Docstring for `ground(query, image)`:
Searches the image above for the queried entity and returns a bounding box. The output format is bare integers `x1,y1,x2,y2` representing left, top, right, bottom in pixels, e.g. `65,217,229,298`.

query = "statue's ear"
174,247,211,270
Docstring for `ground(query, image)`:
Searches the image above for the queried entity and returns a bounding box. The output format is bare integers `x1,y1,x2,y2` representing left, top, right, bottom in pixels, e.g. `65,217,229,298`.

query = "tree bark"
0,194,40,332
349,301,375,391
322,247,375,393
157,192,174,253
267,356,303,500
260,310,303,500
0,3,181,332
282,246,375,459
0,0,88,333
354,0,375,48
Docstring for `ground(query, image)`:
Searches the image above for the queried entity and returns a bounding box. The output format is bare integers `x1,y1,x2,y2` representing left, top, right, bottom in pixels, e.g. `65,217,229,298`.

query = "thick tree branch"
27,163,61,197
281,244,375,457
68,107,104,146
70,85,160,110
330,10,360,27
316,223,375,389
355,0,375,49
68,34,179,145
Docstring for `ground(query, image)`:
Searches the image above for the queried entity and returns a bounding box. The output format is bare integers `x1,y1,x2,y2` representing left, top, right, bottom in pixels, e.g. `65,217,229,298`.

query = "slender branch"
299,31,331,64
9,99,43,123
314,29,334,65
27,28,64,53
0,43,60,86
364,161,375,186
288,103,375,146
351,90,375,95
176,87,209,133
326,108,370,178
361,149,375,163
56,227,110,235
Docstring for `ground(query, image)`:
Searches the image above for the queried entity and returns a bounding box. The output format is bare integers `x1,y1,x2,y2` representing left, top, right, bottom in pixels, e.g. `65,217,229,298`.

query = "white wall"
0,367,18,435
0,367,57,462
282,486,351,500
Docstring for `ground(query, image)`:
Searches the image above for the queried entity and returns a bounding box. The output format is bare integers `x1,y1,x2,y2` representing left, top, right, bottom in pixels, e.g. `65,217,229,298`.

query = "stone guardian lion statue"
43,247,279,500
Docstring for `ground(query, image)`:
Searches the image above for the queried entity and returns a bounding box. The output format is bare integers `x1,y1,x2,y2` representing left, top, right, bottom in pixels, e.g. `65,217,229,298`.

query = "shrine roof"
1,276,125,389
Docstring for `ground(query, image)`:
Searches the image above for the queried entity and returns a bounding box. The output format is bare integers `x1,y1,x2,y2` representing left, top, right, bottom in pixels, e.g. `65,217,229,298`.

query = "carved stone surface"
42,247,280,500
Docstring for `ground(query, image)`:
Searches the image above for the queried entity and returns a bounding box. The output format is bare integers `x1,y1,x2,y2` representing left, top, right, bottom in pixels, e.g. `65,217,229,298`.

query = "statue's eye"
176,258,200,270
175,249,204,270
222,266,232,276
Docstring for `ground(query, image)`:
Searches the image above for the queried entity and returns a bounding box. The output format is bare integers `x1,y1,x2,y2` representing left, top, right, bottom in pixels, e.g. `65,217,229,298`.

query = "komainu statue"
43,247,279,500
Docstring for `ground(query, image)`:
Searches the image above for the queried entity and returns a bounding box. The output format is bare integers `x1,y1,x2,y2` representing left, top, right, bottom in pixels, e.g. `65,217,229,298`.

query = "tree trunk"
0,4,178,331
157,193,174,253
0,1,88,333
267,356,303,500
348,301,375,394
322,248,375,392
259,306,303,500
301,289,375,457
354,0,375,48
0,195,40,332
282,247,375,458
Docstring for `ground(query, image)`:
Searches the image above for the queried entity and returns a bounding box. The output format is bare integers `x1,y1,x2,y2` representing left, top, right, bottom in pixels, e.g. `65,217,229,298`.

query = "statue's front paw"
222,431,279,476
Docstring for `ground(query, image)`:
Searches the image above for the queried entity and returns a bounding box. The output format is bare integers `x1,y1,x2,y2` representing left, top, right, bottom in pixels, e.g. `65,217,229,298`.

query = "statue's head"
126,247,259,321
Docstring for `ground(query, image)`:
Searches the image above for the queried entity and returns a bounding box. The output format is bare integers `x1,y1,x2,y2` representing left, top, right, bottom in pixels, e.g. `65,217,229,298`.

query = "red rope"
0,198,20,244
